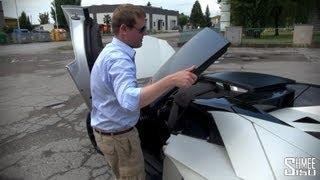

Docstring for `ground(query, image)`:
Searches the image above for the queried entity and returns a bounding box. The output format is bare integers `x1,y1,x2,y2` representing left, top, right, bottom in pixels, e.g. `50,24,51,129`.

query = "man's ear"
119,24,127,35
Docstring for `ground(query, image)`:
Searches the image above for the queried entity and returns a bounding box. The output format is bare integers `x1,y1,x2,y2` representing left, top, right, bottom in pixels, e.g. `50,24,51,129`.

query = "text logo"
284,157,317,176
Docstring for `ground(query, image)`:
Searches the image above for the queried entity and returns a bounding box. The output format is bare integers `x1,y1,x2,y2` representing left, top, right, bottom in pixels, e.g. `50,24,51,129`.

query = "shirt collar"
112,37,136,60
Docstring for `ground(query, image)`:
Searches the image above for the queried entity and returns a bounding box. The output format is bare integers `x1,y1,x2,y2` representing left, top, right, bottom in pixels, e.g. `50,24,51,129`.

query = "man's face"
126,17,147,48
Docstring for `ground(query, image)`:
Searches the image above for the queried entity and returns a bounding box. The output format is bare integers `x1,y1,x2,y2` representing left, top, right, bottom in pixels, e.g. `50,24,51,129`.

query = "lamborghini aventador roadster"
62,5,320,180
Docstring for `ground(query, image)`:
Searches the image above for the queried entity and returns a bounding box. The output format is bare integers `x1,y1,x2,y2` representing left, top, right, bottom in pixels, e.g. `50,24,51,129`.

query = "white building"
86,4,179,32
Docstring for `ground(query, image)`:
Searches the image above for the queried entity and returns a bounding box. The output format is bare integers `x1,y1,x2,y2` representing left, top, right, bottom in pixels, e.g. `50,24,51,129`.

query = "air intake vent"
306,131,320,139
294,117,320,124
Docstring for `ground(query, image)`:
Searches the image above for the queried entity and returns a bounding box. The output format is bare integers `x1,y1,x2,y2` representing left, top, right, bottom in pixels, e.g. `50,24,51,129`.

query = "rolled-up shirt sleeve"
108,58,141,111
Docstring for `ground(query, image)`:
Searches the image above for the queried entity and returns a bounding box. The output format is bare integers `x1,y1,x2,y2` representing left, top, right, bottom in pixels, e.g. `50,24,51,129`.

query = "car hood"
150,28,230,106
152,28,230,82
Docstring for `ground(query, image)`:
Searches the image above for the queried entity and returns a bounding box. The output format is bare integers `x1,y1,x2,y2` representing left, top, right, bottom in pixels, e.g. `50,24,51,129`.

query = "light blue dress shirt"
90,37,141,132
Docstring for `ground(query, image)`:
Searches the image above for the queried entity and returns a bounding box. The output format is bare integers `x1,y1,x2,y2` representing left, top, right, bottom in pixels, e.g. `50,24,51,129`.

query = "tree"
19,11,32,30
266,0,292,36
147,1,151,6
204,5,212,27
38,12,49,24
103,14,111,25
178,13,189,29
291,0,317,24
50,0,81,29
230,0,269,28
229,0,317,36
190,0,206,28
264,0,316,35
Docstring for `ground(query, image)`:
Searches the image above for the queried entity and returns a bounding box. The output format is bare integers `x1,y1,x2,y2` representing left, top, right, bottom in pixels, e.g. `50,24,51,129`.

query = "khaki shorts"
94,127,145,180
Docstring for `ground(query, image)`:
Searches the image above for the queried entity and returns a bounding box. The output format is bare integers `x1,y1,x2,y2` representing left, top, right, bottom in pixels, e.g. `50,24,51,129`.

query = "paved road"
0,32,180,56
210,47,320,85
0,41,72,55
0,37,319,179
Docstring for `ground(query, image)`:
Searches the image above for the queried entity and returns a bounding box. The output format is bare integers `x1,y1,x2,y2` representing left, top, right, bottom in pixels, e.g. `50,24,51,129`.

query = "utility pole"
54,0,59,29
14,0,20,29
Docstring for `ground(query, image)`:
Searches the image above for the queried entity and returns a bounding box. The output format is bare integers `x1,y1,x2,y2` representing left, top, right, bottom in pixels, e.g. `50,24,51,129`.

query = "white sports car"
62,5,320,180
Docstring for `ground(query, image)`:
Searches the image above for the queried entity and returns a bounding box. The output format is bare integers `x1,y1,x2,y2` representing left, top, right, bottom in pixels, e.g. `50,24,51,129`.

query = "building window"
154,22,156,26
170,20,176,29
163,22,164,26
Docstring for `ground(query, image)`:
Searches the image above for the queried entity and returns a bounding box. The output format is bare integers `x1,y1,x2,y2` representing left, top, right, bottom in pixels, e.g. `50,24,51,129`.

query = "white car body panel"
135,36,175,79
65,8,92,108
241,115,320,159
164,134,240,179
269,106,320,132
255,125,320,179
289,106,320,116
210,110,320,180
211,111,275,180
163,157,206,180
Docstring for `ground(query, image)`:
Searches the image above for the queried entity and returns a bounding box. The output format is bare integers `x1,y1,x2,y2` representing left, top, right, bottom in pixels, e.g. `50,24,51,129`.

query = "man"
90,4,197,180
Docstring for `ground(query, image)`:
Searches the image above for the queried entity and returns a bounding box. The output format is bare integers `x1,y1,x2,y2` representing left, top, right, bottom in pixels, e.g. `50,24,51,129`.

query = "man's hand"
170,66,197,88
139,65,197,108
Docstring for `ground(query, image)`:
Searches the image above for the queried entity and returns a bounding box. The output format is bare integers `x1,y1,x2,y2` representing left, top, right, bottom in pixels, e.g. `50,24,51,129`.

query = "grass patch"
313,31,320,43
242,32,293,45
241,28,293,45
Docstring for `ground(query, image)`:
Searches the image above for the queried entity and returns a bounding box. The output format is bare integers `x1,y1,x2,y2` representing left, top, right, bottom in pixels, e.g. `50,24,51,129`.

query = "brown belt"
94,127,133,136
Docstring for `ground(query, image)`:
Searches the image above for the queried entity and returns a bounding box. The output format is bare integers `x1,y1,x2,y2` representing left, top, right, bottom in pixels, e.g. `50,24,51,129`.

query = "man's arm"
109,58,141,112
139,66,197,108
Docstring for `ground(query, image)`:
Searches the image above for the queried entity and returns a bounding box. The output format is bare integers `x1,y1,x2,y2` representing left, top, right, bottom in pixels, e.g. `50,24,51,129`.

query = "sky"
2,0,221,25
